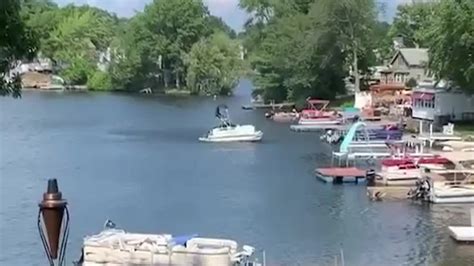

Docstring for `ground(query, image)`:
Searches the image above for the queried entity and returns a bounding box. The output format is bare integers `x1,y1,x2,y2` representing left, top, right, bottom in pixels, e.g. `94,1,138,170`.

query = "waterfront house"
381,48,431,85
356,48,429,109
412,80,474,127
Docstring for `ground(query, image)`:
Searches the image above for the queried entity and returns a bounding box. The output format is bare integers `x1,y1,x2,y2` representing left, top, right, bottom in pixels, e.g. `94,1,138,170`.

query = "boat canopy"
306,98,330,110
215,104,229,120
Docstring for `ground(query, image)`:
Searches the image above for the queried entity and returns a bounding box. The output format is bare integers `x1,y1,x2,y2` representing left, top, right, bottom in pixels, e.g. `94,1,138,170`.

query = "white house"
412,80,474,123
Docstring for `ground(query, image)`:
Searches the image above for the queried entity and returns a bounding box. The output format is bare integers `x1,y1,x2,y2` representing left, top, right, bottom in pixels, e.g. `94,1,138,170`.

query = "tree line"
1,0,472,99
239,0,473,104
1,0,242,97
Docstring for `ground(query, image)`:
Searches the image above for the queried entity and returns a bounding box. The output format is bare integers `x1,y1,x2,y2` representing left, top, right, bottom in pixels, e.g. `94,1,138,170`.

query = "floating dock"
448,209,474,242
449,227,474,242
315,167,366,184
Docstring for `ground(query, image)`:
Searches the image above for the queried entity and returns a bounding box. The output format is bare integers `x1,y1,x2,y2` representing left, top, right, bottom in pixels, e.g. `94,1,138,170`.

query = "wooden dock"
315,167,366,184
290,121,397,132
242,102,295,110
448,209,474,242
367,186,413,201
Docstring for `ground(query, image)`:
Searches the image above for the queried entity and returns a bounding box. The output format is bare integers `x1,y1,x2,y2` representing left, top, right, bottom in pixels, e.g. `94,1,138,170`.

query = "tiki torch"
38,179,70,266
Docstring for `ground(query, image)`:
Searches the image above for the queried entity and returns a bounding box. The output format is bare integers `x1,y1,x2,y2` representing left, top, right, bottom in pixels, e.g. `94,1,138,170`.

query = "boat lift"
331,122,434,166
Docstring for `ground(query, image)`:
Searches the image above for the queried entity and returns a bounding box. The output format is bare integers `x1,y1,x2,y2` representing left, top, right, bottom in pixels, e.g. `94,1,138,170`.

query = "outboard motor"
408,175,432,201
366,169,376,187
265,111,274,119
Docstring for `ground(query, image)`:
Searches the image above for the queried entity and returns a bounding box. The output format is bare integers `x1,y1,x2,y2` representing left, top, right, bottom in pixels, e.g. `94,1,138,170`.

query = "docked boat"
199,105,263,142
297,98,342,125
375,157,451,186
409,154,474,203
79,224,263,265
409,177,474,203
321,123,403,144
270,111,299,123
265,107,299,123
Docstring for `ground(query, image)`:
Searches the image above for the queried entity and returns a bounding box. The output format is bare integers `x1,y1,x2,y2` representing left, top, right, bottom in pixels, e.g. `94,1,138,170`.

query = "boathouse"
412,80,474,126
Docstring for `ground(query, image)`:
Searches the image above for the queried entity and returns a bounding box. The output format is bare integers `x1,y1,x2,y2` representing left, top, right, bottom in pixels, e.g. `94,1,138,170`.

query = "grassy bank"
164,89,192,96
456,123,474,138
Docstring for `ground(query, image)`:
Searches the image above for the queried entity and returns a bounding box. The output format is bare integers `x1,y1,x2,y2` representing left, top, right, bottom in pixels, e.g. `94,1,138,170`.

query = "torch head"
39,179,67,259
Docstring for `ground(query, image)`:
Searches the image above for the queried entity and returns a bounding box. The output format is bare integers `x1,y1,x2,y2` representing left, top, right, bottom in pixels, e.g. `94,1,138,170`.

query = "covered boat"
78,224,262,265
199,104,263,142
265,106,299,123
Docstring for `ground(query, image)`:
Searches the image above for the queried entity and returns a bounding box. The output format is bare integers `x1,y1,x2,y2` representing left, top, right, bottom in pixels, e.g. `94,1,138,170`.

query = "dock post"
340,249,345,266
471,208,474,227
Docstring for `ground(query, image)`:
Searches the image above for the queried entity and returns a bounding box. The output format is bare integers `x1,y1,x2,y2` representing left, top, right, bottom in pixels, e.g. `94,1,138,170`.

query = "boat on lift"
199,104,263,142
375,156,451,186
320,123,403,144
408,153,474,203
297,98,342,125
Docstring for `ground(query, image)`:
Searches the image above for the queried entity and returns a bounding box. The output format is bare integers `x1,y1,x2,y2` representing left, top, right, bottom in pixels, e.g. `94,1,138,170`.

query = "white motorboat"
199,104,263,143
199,124,263,142
79,222,263,266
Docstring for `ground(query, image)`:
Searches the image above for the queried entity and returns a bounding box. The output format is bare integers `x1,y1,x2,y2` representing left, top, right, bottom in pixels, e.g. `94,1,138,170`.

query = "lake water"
1,80,474,266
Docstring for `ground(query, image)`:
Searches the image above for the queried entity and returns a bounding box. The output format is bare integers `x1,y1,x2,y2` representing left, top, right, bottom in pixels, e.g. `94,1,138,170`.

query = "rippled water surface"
1,80,474,265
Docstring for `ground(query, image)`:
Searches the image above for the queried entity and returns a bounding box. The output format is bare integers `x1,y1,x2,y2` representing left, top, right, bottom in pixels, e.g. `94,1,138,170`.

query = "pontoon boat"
78,221,263,266
297,98,342,125
199,105,263,142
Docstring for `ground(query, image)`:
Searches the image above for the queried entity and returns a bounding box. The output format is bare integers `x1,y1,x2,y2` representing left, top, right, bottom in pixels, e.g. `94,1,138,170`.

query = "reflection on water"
1,81,474,265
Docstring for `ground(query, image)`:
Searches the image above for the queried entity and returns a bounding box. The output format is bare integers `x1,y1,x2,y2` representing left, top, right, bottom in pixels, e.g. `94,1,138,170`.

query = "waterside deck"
242,102,295,110
315,167,366,184
290,121,397,132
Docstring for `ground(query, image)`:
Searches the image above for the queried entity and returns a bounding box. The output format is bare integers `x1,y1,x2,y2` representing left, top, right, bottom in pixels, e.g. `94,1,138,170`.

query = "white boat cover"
82,229,250,265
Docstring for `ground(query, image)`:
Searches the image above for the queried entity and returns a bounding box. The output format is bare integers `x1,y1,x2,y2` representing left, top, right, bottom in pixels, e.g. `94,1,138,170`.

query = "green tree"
207,16,236,38
1,0,37,98
310,0,377,93
388,2,437,49
87,70,112,91
427,0,474,92
141,0,210,88
185,33,242,95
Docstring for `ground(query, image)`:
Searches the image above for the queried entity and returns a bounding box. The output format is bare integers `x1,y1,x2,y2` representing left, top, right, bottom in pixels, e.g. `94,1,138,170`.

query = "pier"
315,167,366,184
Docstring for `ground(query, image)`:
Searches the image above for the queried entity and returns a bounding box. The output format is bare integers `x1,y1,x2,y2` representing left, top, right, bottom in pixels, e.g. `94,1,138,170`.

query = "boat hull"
81,229,256,266
298,118,341,125
431,195,474,204
199,131,263,143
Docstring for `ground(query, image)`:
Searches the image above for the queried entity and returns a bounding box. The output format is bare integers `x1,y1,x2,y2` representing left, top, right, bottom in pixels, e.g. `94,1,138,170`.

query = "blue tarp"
172,234,198,246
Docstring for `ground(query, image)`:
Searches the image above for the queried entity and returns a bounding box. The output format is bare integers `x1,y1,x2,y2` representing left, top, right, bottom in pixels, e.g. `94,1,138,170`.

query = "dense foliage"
386,0,473,93
242,0,474,101
0,0,37,97
9,0,241,94
185,33,242,95
2,0,472,98
240,0,378,103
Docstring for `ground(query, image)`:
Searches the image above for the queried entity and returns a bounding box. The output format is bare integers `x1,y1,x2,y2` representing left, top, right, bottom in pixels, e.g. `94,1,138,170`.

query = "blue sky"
54,0,410,31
